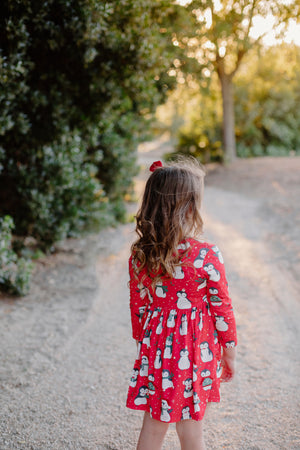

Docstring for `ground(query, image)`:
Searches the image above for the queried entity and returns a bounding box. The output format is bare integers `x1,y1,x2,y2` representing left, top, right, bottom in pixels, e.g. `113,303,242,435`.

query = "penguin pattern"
193,392,201,412
193,364,198,382
164,334,174,359
177,241,191,251
162,370,174,391
138,283,147,300
179,314,188,335
138,306,146,323
176,290,192,309
155,281,168,298
181,406,192,420
178,348,191,370
154,349,162,369
183,378,193,398
213,330,218,344
209,287,218,296
215,315,229,332
156,315,164,335
148,374,156,395
198,310,203,331
140,356,149,376
152,307,161,318
225,340,236,348
200,341,213,363
196,277,207,290
127,238,237,423
193,248,210,268
203,263,221,282
191,307,197,320
211,245,224,264
143,310,152,330
173,265,185,279
134,386,149,405
160,399,172,422
209,288,222,306
130,368,139,387
167,309,177,327
143,329,151,348
210,295,222,306
201,369,213,391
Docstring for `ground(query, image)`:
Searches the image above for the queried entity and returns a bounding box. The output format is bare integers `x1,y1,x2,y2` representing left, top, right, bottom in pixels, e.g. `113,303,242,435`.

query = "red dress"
126,238,237,423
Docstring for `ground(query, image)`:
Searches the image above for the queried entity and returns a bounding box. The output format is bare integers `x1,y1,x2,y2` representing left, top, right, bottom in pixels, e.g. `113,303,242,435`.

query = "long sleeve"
129,256,149,340
202,245,237,348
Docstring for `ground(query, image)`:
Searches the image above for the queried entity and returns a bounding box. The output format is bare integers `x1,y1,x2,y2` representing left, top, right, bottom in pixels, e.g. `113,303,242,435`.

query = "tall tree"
170,0,300,162
0,0,175,247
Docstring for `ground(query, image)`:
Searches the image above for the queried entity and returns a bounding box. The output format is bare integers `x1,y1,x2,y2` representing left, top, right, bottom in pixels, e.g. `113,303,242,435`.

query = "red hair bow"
149,160,163,172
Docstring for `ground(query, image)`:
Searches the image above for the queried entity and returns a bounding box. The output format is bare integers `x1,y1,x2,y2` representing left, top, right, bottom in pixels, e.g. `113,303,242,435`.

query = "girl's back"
126,158,237,449
127,237,237,423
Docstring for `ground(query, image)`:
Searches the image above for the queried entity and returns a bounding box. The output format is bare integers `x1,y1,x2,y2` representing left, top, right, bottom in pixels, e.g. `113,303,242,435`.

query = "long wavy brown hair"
131,157,205,284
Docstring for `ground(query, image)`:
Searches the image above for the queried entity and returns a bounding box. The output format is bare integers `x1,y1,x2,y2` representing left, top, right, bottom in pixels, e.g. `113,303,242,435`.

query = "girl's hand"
221,347,236,382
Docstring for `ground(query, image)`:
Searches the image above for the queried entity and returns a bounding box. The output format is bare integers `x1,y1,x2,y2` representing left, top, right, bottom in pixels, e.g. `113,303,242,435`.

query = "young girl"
126,158,237,450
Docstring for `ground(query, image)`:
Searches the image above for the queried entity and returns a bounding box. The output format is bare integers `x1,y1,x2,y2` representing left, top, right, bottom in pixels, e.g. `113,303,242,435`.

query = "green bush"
0,216,33,296
0,0,175,252
95,112,140,221
174,126,223,164
235,45,300,157
3,133,113,250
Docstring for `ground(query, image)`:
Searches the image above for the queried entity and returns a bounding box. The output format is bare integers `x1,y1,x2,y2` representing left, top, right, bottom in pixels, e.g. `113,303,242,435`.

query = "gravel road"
1,139,299,449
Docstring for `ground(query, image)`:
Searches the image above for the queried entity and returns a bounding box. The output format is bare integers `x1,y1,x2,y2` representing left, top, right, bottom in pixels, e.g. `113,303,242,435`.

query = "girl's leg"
137,411,169,450
175,419,206,450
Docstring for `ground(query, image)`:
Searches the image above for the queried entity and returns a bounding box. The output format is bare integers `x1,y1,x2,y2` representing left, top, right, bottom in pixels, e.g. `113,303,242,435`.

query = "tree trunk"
219,73,236,163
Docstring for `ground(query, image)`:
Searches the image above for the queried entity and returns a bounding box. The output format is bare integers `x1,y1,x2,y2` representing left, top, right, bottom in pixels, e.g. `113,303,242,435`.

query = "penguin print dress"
126,238,237,423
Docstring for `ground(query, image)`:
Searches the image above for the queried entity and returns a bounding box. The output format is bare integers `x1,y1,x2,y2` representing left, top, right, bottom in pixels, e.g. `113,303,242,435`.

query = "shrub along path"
0,140,299,449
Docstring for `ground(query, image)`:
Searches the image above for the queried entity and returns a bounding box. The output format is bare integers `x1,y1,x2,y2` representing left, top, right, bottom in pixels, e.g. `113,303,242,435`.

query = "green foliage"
235,45,300,157
0,0,175,253
96,115,139,221
166,44,300,161
174,79,223,163
0,216,33,296
174,127,223,164
82,0,176,217
161,0,300,160
1,133,112,250
161,78,224,163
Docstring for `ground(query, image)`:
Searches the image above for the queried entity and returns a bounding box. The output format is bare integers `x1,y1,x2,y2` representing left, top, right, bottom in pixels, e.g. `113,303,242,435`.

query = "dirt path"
0,141,299,449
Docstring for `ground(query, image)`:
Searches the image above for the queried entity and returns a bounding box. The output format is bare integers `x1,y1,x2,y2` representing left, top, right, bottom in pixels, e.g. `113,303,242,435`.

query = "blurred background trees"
235,44,300,157
159,42,300,162
0,0,299,294
158,0,300,162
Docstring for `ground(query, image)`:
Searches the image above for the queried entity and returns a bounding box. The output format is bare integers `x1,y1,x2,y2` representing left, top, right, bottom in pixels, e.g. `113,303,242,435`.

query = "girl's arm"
129,257,148,340
203,246,238,349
